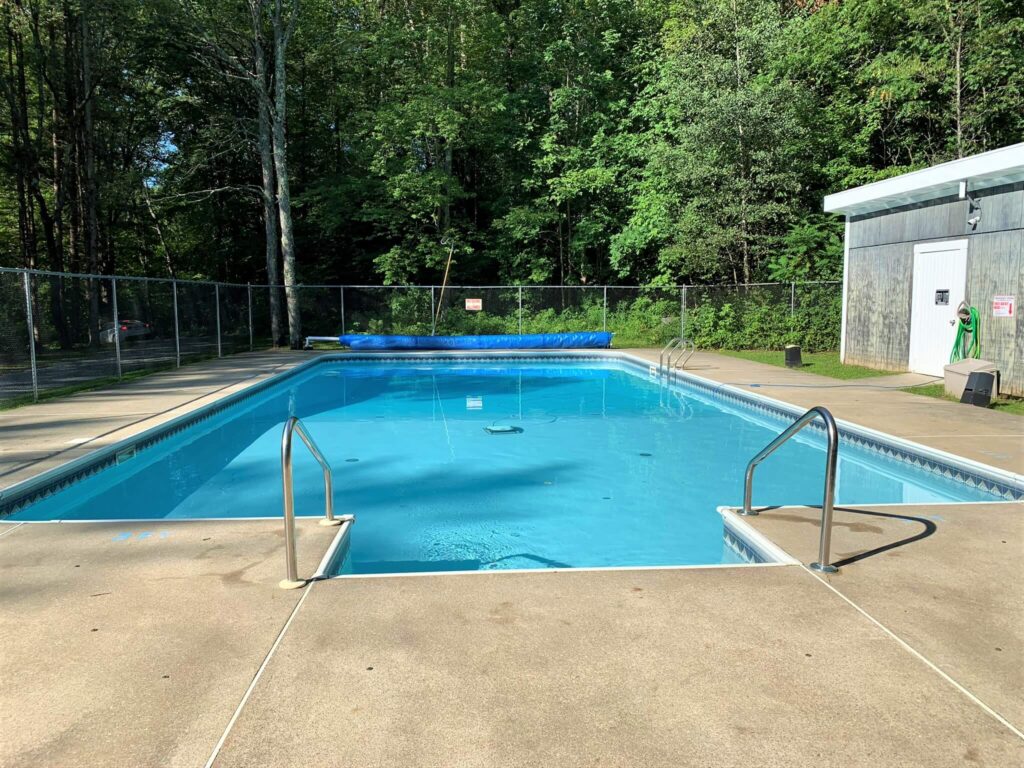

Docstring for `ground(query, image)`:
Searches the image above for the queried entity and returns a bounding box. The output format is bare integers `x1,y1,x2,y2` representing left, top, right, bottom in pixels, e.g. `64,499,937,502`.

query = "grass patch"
715,349,891,380
901,383,1024,416
309,341,349,351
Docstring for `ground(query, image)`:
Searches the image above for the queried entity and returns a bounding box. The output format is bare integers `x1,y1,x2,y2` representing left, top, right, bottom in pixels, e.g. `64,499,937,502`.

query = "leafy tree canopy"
2,0,1020,286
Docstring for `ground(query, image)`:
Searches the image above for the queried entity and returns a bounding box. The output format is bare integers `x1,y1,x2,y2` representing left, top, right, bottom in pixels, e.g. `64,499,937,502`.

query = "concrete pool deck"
0,519,338,768
0,349,1021,766
744,502,1024,730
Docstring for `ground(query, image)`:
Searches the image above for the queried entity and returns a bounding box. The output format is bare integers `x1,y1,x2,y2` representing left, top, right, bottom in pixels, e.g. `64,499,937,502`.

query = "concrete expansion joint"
203,579,318,768
799,563,1024,741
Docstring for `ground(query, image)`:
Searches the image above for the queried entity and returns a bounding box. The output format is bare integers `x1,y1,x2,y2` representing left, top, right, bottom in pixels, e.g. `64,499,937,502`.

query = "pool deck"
1,349,1021,766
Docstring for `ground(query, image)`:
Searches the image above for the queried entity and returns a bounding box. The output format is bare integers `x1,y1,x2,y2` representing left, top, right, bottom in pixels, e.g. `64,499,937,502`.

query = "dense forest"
2,0,1022,293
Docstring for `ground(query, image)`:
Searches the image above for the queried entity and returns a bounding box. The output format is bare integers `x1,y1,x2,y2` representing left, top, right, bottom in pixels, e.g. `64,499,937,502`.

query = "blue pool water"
8,358,1004,573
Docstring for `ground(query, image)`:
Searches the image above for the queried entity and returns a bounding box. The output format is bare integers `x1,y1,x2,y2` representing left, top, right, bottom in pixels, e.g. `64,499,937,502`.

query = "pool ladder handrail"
737,406,839,574
280,416,346,589
658,337,696,378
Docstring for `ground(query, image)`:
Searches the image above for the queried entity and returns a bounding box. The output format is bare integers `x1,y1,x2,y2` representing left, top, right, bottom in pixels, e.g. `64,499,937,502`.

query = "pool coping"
1,349,1020,529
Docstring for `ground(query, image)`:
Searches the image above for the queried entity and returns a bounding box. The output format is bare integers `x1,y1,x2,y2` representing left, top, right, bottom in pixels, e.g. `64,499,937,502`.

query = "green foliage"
684,284,842,352
2,0,1022,294
768,216,844,282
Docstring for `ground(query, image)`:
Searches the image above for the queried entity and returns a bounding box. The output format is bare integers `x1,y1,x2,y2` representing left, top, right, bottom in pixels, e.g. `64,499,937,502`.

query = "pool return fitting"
280,416,353,589
737,406,839,574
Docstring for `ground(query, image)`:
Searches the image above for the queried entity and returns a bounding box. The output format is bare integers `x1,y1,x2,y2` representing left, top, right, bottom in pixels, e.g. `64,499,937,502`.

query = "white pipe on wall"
840,216,850,363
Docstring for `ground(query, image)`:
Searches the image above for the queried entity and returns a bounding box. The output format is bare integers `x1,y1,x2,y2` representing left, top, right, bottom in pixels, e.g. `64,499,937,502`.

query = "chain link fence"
0,267,840,404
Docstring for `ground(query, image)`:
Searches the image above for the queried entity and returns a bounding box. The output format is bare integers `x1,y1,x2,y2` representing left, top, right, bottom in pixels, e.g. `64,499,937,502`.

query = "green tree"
614,0,815,284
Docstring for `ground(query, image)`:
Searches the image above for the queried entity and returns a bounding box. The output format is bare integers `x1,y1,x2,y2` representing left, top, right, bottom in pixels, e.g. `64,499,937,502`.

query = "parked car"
100,319,155,344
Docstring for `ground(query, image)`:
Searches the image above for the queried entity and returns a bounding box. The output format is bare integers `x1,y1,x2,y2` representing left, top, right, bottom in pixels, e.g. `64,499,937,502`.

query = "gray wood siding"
843,243,912,371
966,231,1023,395
849,182,1023,249
844,181,1024,394
849,197,967,249
974,183,1024,234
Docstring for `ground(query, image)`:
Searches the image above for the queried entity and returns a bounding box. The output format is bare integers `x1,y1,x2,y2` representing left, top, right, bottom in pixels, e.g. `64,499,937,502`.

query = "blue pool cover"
337,332,613,350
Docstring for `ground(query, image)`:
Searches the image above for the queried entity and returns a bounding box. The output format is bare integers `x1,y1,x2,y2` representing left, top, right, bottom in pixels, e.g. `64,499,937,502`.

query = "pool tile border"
1,350,1020,520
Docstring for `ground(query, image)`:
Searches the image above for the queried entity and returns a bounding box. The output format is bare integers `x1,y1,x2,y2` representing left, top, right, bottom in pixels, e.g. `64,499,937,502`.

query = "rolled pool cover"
336,332,612,350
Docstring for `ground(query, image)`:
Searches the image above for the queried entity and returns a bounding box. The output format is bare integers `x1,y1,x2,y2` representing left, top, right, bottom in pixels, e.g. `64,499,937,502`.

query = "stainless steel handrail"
738,406,839,574
280,416,342,589
658,337,682,374
668,338,695,371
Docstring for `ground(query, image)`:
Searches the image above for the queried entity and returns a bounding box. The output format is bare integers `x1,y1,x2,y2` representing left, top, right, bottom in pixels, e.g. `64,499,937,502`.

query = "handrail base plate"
809,562,839,574
279,578,306,590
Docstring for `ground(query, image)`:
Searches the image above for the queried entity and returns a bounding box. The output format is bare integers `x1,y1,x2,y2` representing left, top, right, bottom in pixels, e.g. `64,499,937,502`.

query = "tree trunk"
5,25,30,270
49,21,70,348
80,1,100,345
953,20,963,157
253,37,284,345
142,182,177,279
442,9,454,233
272,0,301,348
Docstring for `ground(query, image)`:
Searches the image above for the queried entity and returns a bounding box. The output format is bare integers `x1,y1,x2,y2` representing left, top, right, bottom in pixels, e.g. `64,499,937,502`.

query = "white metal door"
909,240,968,376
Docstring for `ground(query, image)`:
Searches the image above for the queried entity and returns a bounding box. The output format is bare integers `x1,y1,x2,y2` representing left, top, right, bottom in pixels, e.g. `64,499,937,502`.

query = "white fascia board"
823,143,1024,216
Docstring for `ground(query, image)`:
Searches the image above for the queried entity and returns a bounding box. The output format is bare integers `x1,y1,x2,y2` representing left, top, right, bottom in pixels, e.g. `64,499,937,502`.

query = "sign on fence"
465,298,483,311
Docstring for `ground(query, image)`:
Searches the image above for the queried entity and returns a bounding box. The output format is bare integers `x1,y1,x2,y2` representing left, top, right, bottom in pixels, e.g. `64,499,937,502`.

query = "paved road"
0,337,241,399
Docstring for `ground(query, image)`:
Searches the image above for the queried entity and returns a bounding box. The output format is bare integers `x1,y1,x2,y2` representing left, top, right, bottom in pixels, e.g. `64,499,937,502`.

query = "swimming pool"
2,355,1015,574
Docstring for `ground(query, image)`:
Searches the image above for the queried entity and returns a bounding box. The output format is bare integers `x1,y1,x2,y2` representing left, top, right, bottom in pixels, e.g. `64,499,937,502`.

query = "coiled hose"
950,303,980,363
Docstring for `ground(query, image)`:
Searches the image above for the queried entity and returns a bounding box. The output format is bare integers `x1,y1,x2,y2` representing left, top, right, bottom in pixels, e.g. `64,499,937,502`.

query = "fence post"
22,271,38,401
518,286,523,334
340,286,345,335
215,283,222,357
602,285,608,332
111,277,122,379
430,285,436,336
790,282,796,316
680,286,686,339
172,280,181,367
248,283,254,351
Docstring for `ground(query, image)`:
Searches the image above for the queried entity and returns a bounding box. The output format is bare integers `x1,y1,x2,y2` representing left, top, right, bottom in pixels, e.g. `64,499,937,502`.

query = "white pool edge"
717,506,802,566
311,517,356,579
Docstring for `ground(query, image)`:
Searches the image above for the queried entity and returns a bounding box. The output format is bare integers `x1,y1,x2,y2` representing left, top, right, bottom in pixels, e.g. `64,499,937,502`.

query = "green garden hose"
950,303,980,363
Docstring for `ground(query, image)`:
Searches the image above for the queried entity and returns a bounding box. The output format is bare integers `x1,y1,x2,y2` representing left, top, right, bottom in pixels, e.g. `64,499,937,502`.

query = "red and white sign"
465,298,482,311
992,295,1015,318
